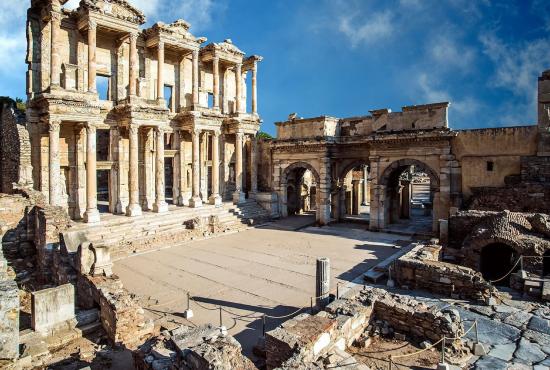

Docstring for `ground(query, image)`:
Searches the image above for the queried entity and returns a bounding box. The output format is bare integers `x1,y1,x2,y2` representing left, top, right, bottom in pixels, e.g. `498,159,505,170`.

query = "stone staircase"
68,200,271,257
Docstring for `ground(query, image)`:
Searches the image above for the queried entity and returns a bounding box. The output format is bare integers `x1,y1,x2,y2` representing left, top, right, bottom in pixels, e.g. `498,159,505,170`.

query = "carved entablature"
144,20,206,52
201,39,245,65
177,111,224,132
113,102,170,126
223,118,260,135
77,0,144,33
243,55,263,71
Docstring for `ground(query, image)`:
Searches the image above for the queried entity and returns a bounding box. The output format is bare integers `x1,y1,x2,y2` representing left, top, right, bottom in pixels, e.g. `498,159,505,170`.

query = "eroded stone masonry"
0,0,549,369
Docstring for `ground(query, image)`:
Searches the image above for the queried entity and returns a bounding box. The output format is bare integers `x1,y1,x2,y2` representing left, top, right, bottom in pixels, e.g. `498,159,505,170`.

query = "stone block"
0,279,19,360
31,283,75,336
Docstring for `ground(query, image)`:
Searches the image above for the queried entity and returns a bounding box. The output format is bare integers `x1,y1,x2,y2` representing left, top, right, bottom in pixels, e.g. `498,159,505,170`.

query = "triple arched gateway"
268,108,463,234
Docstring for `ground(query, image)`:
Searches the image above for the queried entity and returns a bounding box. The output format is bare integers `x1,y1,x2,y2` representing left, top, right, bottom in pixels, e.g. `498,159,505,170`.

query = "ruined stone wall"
394,244,495,301
275,116,339,140
257,138,273,191
0,101,33,194
451,126,538,199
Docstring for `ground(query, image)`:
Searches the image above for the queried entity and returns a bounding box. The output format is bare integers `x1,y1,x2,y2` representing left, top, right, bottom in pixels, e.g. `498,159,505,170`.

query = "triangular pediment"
80,0,146,24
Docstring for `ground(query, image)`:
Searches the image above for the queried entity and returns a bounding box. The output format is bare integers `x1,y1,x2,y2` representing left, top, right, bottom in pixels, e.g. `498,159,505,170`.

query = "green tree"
257,131,273,140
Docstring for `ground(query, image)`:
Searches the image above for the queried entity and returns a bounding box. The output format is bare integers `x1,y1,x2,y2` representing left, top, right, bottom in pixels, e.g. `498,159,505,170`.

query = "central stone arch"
335,159,370,221
279,161,323,223
371,158,441,233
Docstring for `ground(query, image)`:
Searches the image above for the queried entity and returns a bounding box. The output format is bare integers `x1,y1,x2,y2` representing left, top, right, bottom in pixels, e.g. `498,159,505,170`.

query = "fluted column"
209,131,222,206
235,63,242,113
88,20,97,93
153,127,168,213
83,124,100,223
126,124,142,216
129,32,138,96
251,61,258,114
233,132,245,203
213,56,220,109
250,135,258,196
48,120,61,206
192,50,199,107
50,12,62,87
189,129,202,208
176,130,189,206
157,42,165,101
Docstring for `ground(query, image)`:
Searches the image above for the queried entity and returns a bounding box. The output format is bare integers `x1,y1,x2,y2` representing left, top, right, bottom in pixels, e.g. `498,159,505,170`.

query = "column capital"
50,11,62,22
192,49,199,58
158,41,165,51
88,19,97,31
154,126,165,135
86,123,97,134
235,131,244,139
128,124,139,135
212,129,221,137
192,128,202,136
129,32,139,42
48,120,61,132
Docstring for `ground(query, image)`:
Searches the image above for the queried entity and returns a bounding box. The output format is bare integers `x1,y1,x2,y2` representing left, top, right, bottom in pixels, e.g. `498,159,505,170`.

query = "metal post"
388,356,392,370
336,282,340,300
187,292,190,310
310,297,314,314
262,314,266,337
441,336,446,364
474,320,479,343
219,307,222,327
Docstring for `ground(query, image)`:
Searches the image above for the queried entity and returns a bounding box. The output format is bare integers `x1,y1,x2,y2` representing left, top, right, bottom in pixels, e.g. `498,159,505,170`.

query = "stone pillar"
213,56,220,109
176,130,189,206
50,12,62,87
153,127,168,213
235,63,243,113
316,257,330,308
88,20,97,93
362,165,368,205
83,124,100,223
192,50,199,107
157,42,164,101
318,158,332,225
128,32,138,96
233,132,245,203
48,120,61,206
250,135,258,197
189,129,202,208
126,125,142,216
251,61,258,114
178,57,186,111
209,131,222,206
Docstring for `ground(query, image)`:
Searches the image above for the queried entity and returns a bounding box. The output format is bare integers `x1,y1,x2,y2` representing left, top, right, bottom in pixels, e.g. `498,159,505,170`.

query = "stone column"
213,56,220,109
189,129,202,208
233,132,245,203
83,124,100,223
316,258,330,308
362,165,368,205
129,32,138,96
50,12,62,87
318,158,332,225
192,50,199,107
157,42,164,101
176,130,189,206
126,125,142,216
235,63,242,113
251,61,258,114
88,20,97,93
153,127,168,213
352,180,360,216
250,135,258,197
209,131,222,206
48,120,61,206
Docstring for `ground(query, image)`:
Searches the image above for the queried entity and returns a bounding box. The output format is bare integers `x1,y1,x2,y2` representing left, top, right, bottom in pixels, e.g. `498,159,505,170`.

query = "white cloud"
128,0,160,17
430,36,475,72
338,10,393,47
0,2,27,79
417,73,480,117
169,0,220,31
64,0,80,10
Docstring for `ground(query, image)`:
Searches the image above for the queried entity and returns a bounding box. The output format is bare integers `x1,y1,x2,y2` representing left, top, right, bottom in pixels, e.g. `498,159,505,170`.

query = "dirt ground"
349,337,441,370
113,222,412,358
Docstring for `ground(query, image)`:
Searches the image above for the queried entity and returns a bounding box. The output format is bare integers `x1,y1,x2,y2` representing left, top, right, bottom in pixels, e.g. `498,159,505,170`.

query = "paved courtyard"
113,221,411,357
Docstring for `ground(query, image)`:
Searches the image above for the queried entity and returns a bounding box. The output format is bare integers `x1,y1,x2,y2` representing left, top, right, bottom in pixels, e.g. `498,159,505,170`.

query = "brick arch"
281,161,321,185
378,158,440,188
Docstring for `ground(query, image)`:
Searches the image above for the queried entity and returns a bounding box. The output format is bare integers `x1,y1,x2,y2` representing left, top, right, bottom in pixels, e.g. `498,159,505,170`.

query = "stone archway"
480,243,520,285
336,160,370,221
372,158,440,233
280,161,322,222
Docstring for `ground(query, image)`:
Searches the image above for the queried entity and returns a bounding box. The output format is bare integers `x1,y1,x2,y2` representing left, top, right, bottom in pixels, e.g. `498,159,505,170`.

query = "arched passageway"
544,250,550,277
280,162,324,222
336,162,370,222
376,159,439,234
480,243,519,285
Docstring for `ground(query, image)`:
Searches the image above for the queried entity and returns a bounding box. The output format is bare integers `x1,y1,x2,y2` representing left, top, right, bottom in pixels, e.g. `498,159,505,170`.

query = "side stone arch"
281,161,321,187
278,161,322,221
335,159,370,220
378,158,439,188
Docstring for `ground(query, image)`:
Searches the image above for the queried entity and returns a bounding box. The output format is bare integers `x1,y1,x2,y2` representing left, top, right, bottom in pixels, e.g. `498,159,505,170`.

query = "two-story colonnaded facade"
25,0,262,223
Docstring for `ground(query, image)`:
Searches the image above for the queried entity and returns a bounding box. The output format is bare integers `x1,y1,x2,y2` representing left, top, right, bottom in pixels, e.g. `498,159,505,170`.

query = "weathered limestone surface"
0,276,19,360
31,283,76,336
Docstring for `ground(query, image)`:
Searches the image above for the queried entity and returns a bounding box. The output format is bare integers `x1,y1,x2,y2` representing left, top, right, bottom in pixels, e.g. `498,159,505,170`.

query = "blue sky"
1,0,550,136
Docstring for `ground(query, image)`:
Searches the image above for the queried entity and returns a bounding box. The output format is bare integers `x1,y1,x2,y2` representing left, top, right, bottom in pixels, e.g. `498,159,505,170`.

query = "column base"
177,193,191,206
126,203,142,217
83,208,100,223
249,191,257,200
209,194,223,207
153,201,169,213
189,196,203,208
233,191,246,204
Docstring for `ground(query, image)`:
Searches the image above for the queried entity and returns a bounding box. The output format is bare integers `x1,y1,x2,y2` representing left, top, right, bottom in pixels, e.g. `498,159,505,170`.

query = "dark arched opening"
480,243,519,285
544,250,550,277
338,162,370,222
